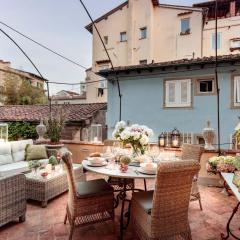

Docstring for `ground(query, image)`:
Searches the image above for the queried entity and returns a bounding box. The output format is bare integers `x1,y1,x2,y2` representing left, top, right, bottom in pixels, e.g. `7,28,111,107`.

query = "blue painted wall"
107,66,240,146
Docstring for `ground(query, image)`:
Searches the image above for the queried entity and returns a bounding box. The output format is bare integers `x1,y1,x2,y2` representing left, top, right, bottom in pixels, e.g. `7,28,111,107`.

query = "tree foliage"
3,73,48,105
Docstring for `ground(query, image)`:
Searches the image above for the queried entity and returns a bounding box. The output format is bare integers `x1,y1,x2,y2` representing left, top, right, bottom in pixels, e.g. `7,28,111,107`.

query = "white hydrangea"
120,129,131,140
132,131,141,140
140,134,149,145
115,121,126,130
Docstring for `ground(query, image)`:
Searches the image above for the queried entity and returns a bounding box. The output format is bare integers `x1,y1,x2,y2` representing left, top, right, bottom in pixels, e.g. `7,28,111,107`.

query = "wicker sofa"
0,139,53,177
0,174,26,227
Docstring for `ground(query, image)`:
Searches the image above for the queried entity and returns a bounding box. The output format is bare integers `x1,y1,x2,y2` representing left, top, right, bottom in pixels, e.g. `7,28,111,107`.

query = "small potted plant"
119,155,131,173
48,155,58,170
28,160,42,176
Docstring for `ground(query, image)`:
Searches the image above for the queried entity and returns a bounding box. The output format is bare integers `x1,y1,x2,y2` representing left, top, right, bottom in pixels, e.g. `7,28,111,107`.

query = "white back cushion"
11,139,33,162
0,142,13,166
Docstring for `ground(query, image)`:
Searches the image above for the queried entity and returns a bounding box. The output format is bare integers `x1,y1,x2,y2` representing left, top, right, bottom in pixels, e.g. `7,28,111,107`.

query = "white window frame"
180,18,190,34
233,75,240,106
120,32,127,42
198,79,215,94
140,27,147,39
165,79,192,108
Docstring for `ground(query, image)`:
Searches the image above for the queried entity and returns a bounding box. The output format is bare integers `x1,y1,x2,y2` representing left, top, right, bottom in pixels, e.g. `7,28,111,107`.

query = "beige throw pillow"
25,144,48,161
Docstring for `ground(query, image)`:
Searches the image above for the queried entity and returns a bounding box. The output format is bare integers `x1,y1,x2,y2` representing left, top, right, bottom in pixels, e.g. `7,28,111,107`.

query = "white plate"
138,167,156,175
87,161,108,167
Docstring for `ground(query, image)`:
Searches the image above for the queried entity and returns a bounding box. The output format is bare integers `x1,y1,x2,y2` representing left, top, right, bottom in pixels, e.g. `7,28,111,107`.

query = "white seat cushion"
0,161,29,177
0,142,13,166
10,139,33,162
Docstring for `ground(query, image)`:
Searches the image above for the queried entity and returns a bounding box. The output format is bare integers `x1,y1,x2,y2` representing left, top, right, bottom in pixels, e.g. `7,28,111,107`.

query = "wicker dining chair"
62,152,115,240
181,144,204,210
131,160,200,240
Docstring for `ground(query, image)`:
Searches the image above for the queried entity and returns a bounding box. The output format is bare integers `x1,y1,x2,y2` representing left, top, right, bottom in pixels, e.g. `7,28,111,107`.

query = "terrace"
0,172,239,240
0,117,240,240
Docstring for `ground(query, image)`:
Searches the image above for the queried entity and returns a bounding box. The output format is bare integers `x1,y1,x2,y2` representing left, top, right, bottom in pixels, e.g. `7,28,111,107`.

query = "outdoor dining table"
221,172,240,240
82,159,156,240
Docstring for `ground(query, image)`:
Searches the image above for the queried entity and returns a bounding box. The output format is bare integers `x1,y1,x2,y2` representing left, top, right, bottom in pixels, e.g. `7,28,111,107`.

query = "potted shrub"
45,107,68,149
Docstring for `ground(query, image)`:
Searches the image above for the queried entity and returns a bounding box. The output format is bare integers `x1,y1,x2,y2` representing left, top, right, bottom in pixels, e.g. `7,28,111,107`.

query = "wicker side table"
26,164,85,207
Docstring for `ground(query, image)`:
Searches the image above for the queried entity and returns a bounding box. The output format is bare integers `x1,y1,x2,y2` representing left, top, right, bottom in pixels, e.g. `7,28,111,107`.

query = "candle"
93,137,98,143
106,146,111,154
45,164,52,173
159,139,165,147
172,139,178,147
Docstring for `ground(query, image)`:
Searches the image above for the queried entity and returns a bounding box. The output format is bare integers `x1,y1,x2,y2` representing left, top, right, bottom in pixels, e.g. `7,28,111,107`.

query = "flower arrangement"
112,121,153,156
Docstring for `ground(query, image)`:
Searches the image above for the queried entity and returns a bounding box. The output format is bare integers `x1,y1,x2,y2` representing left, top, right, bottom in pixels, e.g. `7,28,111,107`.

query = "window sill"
180,31,191,36
230,47,240,52
163,105,193,109
120,40,127,43
139,37,147,40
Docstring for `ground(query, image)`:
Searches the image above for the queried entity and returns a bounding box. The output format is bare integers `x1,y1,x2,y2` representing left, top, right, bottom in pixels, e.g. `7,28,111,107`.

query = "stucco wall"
107,65,240,145
203,16,240,57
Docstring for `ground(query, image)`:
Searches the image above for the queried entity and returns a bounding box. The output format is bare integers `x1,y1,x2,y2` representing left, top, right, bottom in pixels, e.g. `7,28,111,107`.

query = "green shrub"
8,121,38,141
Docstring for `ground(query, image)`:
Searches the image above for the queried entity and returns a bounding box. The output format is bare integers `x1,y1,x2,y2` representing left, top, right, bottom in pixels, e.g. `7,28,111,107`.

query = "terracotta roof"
99,54,240,76
193,0,231,7
0,103,107,122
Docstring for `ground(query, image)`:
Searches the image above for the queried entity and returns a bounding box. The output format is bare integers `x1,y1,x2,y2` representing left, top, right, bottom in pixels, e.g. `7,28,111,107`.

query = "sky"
0,0,201,95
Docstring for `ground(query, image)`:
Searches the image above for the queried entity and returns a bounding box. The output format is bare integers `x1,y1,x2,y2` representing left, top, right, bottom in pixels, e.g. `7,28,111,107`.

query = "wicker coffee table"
25,164,85,207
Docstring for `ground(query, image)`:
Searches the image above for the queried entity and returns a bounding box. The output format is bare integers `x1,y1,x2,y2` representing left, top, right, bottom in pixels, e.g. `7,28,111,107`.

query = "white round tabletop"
82,160,156,179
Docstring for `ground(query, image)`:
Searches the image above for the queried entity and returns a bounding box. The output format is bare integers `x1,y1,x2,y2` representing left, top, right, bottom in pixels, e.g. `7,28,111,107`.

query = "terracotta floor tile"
1,172,240,240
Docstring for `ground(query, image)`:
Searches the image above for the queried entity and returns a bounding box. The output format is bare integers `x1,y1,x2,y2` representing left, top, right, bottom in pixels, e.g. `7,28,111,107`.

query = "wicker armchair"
181,144,204,210
62,152,114,240
0,174,26,227
131,160,200,240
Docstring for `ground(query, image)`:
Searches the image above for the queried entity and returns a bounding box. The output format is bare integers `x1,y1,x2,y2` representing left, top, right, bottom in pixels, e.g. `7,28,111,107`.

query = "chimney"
230,1,236,17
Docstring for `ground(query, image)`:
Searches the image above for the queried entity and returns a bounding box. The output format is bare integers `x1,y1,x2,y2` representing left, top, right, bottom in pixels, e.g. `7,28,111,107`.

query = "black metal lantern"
158,132,165,148
171,128,181,148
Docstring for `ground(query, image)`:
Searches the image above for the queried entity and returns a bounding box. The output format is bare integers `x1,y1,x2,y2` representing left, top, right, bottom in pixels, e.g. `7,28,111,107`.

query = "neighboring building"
0,60,45,105
0,103,107,141
51,90,87,105
195,1,240,57
84,0,240,103
100,54,240,147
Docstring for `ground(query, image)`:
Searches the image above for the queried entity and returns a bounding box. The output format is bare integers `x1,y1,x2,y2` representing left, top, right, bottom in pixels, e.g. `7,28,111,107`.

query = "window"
37,82,43,88
98,64,108,93
104,36,108,45
233,75,240,106
212,33,222,50
120,32,127,42
180,18,190,35
165,79,191,107
99,79,107,89
197,78,215,94
230,38,240,51
139,60,147,65
140,27,147,39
